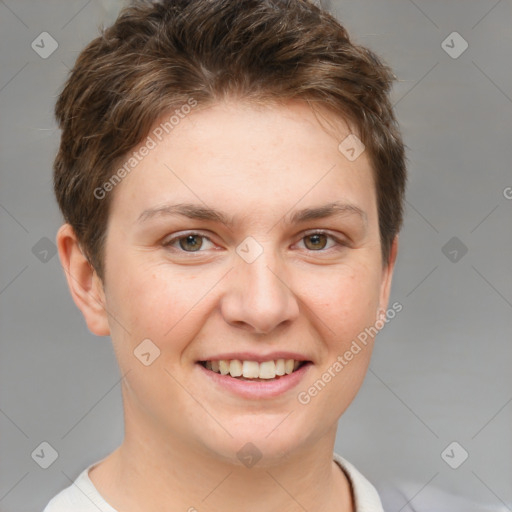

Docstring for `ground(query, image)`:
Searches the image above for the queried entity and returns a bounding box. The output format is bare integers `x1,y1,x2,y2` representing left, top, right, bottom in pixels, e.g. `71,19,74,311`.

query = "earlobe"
56,224,110,336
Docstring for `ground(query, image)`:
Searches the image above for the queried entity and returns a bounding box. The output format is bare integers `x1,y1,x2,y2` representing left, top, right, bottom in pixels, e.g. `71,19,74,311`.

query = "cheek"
105,261,217,353
295,267,381,420
299,262,382,345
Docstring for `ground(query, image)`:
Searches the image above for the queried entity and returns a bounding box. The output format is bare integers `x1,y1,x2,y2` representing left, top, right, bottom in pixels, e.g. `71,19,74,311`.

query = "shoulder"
377,480,509,512
43,464,117,512
333,453,385,512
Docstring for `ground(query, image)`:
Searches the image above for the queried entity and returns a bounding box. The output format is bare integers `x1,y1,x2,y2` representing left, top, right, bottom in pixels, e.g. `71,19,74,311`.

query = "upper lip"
197,352,312,363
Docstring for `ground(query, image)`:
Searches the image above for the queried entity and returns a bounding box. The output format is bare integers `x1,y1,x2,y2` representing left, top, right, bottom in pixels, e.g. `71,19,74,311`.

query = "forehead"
109,99,377,227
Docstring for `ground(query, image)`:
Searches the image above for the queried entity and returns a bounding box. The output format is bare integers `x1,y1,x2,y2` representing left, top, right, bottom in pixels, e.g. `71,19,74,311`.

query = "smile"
199,359,307,380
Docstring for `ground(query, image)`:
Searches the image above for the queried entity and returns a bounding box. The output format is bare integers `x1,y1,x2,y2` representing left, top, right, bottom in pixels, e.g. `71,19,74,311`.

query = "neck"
89,407,353,512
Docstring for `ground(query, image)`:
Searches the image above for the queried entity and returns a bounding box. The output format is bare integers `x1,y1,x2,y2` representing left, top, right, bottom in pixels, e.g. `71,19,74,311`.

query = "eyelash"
162,230,348,254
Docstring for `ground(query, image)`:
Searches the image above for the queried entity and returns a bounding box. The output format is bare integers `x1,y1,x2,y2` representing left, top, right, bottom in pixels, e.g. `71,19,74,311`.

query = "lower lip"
197,362,312,399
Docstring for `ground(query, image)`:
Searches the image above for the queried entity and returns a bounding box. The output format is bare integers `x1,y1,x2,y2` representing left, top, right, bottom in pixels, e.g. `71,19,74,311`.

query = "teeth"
259,360,276,379
204,358,304,379
229,360,243,377
219,360,230,375
242,360,260,378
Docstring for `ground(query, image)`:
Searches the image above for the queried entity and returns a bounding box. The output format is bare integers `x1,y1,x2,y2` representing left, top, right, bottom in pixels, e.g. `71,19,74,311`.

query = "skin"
57,98,398,512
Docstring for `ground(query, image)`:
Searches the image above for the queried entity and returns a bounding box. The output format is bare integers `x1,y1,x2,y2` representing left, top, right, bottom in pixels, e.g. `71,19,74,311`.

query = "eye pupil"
179,235,203,251
304,233,327,250
174,233,332,253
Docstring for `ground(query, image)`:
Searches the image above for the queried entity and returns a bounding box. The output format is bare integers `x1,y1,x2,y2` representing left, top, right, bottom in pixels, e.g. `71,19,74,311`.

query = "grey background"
0,1,511,511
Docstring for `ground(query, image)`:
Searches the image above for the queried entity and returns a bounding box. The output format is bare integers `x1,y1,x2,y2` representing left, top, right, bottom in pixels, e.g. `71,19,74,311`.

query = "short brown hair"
54,0,406,280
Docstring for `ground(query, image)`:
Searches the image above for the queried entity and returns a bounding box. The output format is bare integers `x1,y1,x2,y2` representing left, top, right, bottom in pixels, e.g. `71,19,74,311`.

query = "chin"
199,417,315,468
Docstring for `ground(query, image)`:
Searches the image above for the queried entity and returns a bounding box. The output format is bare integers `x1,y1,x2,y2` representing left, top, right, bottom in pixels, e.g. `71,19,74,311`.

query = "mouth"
198,358,311,381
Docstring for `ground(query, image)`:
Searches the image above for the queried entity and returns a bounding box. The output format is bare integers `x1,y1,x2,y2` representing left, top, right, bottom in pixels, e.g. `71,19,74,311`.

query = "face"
96,99,396,465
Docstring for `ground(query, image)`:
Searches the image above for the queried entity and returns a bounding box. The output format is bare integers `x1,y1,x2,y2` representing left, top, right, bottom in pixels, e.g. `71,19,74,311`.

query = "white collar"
47,453,383,512
333,453,385,512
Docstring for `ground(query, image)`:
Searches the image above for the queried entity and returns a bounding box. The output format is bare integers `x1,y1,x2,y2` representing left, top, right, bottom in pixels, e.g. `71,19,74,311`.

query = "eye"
298,231,345,251
163,232,215,252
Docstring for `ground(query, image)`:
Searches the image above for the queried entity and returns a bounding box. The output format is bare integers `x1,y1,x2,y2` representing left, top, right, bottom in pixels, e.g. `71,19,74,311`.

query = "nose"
220,250,300,335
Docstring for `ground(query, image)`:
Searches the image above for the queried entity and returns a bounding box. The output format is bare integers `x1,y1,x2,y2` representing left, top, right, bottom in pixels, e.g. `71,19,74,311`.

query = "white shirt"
43,453,384,511
377,480,509,512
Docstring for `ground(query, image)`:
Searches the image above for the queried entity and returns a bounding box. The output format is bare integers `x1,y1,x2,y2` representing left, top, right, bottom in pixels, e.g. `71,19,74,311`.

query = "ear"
377,235,399,319
56,224,110,336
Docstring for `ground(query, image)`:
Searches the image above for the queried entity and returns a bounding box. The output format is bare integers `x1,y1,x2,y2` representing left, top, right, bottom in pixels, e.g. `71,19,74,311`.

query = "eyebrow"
137,201,367,227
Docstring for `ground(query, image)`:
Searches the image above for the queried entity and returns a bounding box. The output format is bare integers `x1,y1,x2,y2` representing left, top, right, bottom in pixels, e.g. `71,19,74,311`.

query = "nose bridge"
221,238,299,334
245,249,285,302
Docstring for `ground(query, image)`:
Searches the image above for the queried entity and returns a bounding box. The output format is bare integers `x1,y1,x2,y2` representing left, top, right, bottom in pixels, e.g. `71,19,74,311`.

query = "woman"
45,0,406,510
